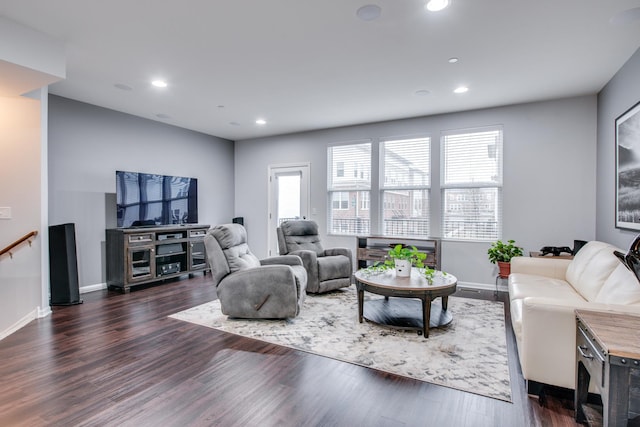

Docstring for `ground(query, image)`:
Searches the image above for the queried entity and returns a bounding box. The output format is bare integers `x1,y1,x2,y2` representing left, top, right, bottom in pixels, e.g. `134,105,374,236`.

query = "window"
441,127,503,241
328,142,371,235
331,192,349,210
381,137,430,236
361,192,370,210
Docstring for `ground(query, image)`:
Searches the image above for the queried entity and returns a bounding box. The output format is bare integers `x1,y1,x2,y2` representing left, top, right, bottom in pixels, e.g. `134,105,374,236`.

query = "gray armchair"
205,223,307,319
277,220,352,294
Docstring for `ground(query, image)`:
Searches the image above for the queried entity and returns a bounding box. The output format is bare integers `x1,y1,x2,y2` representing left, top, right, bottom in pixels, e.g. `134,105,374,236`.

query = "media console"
106,224,210,292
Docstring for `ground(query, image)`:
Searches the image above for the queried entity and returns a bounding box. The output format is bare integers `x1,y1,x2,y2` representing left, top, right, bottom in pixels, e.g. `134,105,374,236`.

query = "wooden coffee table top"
354,268,457,293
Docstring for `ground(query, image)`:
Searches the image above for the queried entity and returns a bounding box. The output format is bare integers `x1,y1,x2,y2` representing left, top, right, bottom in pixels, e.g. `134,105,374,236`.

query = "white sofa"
508,241,640,393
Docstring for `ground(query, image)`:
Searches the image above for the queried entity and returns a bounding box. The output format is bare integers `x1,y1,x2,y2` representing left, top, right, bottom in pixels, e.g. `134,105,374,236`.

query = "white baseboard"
38,306,52,318
0,308,38,341
80,282,107,294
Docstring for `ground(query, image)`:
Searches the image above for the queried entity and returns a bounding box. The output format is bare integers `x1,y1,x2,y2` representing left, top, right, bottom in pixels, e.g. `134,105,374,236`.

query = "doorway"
268,163,310,256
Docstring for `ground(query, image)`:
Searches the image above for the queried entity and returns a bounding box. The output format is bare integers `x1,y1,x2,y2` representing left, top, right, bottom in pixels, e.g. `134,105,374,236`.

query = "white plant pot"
395,259,411,277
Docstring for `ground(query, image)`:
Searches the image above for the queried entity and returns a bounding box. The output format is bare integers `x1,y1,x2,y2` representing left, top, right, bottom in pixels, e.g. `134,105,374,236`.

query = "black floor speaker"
49,223,83,306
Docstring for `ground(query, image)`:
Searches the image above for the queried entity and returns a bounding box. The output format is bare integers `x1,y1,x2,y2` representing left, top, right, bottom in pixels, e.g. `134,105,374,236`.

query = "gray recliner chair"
205,223,307,319
277,220,352,294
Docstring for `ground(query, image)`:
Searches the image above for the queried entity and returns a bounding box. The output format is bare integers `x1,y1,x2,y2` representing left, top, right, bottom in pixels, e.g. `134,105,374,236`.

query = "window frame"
327,141,372,236
380,136,431,237
440,126,503,242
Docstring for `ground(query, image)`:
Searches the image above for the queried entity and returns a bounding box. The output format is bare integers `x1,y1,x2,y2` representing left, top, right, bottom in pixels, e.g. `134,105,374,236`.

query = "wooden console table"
356,236,441,270
575,310,640,426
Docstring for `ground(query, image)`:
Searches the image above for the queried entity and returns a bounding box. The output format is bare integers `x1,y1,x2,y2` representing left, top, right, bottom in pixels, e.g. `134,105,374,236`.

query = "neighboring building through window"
327,142,371,235
381,137,430,237
326,128,501,240
441,127,503,241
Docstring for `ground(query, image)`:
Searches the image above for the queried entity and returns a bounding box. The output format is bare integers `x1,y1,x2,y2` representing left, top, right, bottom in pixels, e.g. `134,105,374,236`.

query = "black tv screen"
116,170,198,228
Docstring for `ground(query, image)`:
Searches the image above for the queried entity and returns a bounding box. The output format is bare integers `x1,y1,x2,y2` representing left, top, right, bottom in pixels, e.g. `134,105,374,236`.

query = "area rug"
169,287,511,401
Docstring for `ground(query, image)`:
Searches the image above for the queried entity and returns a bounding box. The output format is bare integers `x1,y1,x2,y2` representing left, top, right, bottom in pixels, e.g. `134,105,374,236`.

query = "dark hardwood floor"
0,275,590,426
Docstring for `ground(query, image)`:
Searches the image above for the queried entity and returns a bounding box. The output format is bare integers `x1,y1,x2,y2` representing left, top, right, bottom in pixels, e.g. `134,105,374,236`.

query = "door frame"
267,162,310,257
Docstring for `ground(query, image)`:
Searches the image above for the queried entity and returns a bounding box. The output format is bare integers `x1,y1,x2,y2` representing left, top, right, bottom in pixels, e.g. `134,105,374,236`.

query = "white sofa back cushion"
566,241,622,301
594,263,640,305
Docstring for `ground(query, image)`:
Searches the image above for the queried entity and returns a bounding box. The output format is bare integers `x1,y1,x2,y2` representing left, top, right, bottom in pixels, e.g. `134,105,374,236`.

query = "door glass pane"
130,248,151,278
277,174,301,225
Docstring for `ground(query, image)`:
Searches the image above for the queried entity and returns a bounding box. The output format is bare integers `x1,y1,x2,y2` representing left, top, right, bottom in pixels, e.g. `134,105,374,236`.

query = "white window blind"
441,127,503,241
381,137,431,236
328,142,371,235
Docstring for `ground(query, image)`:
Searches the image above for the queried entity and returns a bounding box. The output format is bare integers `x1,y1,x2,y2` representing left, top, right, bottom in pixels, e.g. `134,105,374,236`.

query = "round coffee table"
354,268,457,338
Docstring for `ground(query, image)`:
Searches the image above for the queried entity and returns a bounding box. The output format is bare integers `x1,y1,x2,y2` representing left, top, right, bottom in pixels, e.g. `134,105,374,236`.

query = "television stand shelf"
106,224,210,293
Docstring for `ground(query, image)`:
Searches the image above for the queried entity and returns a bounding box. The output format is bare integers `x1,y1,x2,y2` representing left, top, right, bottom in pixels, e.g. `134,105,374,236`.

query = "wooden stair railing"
0,230,38,259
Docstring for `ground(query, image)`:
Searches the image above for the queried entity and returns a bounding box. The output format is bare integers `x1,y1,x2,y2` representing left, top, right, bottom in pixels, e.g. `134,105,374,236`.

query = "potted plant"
488,239,523,277
386,244,426,277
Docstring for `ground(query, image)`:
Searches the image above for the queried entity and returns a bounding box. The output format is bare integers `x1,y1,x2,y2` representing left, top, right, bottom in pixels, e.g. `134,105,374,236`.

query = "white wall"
0,95,43,336
596,47,640,250
235,96,597,285
48,96,235,290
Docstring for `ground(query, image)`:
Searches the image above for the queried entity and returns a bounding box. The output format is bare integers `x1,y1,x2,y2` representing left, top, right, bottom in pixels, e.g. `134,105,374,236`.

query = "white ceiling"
1,0,640,141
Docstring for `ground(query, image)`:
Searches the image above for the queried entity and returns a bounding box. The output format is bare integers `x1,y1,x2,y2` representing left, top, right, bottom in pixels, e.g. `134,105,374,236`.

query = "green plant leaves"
487,239,523,264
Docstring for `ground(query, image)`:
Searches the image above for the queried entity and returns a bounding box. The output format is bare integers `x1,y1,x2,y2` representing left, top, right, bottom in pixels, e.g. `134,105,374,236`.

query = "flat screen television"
116,170,198,228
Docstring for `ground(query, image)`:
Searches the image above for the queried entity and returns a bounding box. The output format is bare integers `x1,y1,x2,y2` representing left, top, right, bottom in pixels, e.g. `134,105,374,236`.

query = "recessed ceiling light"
229,121,241,126
356,4,382,21
425,0,450,12
454,86,469,94
217,105,225,108
256,119,267,125
114,83,133,91
448,57,459,64
151,80,168,88
414,90,431,97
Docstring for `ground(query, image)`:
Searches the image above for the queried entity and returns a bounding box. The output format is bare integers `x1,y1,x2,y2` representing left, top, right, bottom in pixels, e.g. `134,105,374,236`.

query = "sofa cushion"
280,221,325,256
211,223,261,272
317,255,351,281
594,263,640,305
565,241,622,301
509,273,587,303
223,243,261,272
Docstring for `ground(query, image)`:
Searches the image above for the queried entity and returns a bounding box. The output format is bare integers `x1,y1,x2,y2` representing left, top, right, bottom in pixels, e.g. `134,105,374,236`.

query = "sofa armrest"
519,297,588,389
217,265,299,318
260,255,303,267
324,247,351,259
289,249,320,291
324,248,353,271
511,256,571,280
519,297,640,389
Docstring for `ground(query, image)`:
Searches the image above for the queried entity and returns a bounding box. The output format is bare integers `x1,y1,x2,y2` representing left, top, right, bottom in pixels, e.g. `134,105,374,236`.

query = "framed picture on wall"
616,100,640,230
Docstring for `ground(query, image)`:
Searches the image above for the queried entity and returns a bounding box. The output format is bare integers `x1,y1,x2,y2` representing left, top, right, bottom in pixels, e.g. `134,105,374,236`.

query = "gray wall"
0,95,43,336
235,95,597,285
597,47,640,249
48,95,235,290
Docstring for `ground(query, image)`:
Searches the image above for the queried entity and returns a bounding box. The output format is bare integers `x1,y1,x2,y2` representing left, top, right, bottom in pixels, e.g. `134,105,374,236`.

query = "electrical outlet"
0,207,12,219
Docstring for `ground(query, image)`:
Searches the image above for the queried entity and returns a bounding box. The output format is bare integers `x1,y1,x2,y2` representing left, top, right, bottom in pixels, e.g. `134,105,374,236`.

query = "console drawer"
128,233,153,243
189,229,207,238
577,323,606,390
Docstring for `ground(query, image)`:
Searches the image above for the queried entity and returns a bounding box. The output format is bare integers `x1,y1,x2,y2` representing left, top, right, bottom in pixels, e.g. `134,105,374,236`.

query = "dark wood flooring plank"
0,275,588,426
